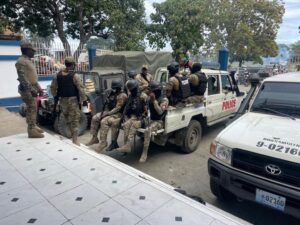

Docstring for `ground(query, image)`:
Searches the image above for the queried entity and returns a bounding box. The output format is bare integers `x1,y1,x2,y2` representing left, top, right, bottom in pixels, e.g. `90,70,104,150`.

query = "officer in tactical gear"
125,70,137,95
139,81,169,163
165,62,191,106
15,40,44,138
186,62,207,104
86,79,127,152
114,79,148,153
50,57,87,146
135,65,153,94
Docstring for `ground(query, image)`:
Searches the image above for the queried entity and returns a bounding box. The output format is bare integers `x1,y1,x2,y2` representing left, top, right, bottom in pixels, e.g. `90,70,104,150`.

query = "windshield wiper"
254,106,296,120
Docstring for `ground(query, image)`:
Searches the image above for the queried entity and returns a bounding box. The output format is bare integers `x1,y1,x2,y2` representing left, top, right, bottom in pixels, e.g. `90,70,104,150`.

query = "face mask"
130,88,138,97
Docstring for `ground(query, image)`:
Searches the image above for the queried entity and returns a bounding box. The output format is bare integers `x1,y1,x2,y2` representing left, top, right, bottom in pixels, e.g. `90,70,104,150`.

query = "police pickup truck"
138,68,245,153
208,73,300,218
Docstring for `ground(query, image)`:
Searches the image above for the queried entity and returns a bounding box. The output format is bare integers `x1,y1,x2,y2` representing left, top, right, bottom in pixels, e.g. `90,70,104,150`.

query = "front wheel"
180,120,202,153
54,112,88,138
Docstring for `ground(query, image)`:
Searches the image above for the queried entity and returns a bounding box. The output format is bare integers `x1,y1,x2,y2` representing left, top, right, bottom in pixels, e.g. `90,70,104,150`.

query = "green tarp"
92,51,173,75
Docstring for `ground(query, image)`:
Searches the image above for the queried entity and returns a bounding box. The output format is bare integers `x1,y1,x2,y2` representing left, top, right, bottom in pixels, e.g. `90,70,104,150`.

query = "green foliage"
147,0,211,59
290,41,300,56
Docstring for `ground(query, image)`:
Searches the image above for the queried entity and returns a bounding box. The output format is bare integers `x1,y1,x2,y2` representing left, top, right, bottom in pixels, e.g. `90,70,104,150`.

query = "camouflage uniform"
165,73,190,107
15,42,44,138
186,73,206,104
115,92,148,153
135,65,153,94
140,97,169,163
88,91,127,151
50,67,86,142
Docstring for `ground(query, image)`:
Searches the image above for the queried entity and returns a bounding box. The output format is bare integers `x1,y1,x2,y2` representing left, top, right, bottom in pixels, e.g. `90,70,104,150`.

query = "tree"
0,0,146,58
147,0,211,60
208,0,285,66
109,0,146,51
290,41,300,56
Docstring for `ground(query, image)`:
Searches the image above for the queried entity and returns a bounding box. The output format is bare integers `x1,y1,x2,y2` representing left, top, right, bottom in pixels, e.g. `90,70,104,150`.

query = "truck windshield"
251,82,300,119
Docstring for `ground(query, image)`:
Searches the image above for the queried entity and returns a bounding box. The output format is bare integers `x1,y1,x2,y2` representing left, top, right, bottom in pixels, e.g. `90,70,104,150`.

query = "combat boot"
106,141,119,152
72,135,80,146
86,135,99,146
96,141,108,153
34,126,44,133
115,142,131,153
28,129,44,138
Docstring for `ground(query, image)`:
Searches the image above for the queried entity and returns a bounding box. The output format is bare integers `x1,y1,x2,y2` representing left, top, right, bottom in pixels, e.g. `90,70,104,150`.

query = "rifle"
52,96,59,120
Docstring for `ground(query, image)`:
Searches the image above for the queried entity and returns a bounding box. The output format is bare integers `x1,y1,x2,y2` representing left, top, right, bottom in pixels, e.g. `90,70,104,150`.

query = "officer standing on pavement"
15,40,44,138
186,62,207,104
86,79,127,152
135,65,153,94
50,57,87,146
165,62,191,106
139,81,169,163
114,80,148,153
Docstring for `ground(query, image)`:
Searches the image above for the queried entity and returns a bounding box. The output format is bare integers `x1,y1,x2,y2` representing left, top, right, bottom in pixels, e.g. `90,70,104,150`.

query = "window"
207,75,220,95
221,75,232,93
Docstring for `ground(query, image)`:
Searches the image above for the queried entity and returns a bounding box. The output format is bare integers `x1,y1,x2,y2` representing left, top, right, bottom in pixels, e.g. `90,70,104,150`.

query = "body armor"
57,72,78,97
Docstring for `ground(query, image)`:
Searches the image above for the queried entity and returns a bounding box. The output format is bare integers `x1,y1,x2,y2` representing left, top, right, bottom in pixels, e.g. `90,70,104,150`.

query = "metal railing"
288,56,300,72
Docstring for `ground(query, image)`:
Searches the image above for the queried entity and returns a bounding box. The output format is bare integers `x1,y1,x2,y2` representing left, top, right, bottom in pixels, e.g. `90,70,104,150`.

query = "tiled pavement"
0,132,249,225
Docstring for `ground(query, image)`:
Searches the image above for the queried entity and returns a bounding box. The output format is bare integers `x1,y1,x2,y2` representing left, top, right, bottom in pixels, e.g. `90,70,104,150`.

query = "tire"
19,103,27,117
180,120,202,153
55,112,88,138
210,178,234,201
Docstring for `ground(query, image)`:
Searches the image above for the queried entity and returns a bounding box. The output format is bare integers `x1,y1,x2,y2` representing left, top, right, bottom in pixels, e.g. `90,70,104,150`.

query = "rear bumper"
208,158,300,218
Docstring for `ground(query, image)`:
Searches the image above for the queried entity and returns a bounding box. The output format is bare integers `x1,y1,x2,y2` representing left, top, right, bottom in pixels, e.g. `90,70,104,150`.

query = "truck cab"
208,73,300,218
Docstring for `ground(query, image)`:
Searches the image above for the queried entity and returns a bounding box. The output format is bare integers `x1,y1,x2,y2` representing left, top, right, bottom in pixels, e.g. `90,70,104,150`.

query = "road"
78,122,299,225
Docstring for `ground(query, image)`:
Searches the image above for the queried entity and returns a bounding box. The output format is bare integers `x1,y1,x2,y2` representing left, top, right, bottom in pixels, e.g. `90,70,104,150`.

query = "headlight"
210,142,232,165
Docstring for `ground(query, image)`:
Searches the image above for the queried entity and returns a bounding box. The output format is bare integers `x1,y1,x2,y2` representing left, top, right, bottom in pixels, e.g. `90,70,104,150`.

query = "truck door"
205,74,224,122
220,74,237,117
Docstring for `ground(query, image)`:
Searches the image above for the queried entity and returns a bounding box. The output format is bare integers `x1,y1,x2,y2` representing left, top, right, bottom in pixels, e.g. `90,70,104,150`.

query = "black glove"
82,100,88,106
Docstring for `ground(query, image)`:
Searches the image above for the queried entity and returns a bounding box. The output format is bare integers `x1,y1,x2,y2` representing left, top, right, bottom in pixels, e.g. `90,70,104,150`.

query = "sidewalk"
0,107,26,137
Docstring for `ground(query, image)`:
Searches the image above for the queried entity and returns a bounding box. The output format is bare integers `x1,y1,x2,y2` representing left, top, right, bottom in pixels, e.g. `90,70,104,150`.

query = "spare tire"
54,112,88,138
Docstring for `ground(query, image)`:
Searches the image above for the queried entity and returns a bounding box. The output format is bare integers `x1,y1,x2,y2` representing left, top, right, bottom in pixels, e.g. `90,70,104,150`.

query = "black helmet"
191,63,202,73
167,62,179,74
111,79,122,90
149,81,161,92
126,79,139,91
127,70,136,79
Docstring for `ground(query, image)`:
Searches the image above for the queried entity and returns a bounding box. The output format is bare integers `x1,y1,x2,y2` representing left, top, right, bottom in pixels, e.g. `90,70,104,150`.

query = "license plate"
255,188,286,211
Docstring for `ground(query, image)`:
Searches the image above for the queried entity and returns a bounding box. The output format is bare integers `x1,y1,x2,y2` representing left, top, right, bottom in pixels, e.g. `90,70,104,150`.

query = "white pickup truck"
208,73,300,218
138,68,245,153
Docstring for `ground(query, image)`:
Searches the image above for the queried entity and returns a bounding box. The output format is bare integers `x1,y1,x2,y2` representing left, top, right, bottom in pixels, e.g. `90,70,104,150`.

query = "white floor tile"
37,142,79,158
7,151,50,170
0,169,29,194
114,183,172,219
0,157,15,172
0,143,36,160
88,170,140,197
0,201,67,225
49,183,109,220
0,184,45,219
136,221,150,225
71,199,141,225
69,160,117,182
31,170,84,198
19,159,67,183
145,199,214,225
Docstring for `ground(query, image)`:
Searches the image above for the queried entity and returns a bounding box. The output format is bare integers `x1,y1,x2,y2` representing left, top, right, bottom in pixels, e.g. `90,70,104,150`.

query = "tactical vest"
107,93,117,111
190,72,207,96
56,72,78,97
149,98,165,121
126,95,145,118
172,75,191,103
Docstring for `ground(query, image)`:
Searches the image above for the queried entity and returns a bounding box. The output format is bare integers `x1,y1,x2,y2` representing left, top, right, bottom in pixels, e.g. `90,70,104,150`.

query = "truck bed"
0,132,249,225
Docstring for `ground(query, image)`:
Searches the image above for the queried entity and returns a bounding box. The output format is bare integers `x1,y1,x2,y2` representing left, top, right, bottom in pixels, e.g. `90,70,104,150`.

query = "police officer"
86,79,127,152
125,70,137,95
135,65,153,94
50,57,87,146
165,62,191,106
186,62,207,104
114,80,148,153
15,40,44,138
140,81,169,163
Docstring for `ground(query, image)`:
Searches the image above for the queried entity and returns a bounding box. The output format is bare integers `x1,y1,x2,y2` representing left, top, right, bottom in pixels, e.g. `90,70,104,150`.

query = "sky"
145,0,300,46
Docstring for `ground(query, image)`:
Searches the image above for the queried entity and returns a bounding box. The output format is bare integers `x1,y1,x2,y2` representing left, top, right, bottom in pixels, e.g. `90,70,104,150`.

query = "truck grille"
232,149,300,188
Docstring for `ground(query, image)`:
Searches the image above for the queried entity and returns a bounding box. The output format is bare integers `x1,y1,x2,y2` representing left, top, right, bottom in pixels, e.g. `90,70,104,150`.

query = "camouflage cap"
65,57,75,64
20,40,35,51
